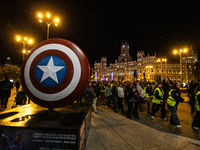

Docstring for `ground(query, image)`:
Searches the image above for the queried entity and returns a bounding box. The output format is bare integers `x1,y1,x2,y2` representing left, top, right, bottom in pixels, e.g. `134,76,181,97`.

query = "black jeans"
132,102,140,118
126,101,133,118
151,103,166,119
192,111,200,127
113,95,118,111
118,97,124,111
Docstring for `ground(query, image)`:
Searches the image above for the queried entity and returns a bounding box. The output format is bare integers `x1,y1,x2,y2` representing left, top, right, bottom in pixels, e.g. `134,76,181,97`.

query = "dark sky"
1,0,200,67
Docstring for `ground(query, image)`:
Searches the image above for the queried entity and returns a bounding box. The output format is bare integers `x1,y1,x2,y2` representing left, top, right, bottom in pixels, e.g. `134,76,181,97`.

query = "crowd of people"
83,79,200,129
0,75,200,130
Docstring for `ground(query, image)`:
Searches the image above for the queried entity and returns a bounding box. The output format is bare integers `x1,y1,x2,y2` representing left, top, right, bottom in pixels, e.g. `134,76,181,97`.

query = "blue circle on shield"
35,56,66,87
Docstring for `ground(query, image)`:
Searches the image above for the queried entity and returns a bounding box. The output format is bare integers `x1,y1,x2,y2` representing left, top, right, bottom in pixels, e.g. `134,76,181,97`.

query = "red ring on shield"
30,50,73,94
21,39,90,108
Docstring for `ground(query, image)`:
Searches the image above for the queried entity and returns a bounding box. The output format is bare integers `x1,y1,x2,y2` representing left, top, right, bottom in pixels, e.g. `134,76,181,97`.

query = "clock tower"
118,41,132,62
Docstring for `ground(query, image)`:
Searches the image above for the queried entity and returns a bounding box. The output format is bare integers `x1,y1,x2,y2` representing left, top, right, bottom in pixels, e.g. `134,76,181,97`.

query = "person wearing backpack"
1,76,13,109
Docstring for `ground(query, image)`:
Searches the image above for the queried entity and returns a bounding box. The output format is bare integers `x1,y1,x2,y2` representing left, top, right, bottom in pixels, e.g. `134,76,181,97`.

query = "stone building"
94,41,198,83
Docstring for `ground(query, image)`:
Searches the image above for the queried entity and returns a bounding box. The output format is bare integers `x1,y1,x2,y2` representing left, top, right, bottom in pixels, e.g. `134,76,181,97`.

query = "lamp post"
16,36,33,60
38,13,59,40
173,48,187,84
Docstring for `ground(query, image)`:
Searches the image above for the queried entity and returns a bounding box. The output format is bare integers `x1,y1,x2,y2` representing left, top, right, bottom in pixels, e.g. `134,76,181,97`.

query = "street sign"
21,39,89,108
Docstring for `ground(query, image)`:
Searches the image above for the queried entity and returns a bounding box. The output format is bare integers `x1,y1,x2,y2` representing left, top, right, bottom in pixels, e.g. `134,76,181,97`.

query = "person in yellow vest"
100,81,106,102
151,82,167,120
167,83,184,128
143,83,153,114
192,86,200,129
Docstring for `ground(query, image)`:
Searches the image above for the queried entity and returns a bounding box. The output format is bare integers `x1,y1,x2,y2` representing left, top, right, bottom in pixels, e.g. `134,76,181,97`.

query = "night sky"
1,0,200,67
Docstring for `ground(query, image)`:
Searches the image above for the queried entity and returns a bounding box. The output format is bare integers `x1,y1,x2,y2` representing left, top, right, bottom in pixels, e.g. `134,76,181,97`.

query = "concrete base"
0,103,91,150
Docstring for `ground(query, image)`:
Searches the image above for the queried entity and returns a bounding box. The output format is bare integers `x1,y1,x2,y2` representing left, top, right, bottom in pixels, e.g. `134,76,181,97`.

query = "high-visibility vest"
167,89,177,107
195,91,200,111
100,85,106,92
153,87,164,104
144,87,150,99
111,83,113,88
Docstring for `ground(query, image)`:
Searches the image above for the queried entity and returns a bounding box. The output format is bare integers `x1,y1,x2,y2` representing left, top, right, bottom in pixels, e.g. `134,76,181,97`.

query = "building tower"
118,41,132,62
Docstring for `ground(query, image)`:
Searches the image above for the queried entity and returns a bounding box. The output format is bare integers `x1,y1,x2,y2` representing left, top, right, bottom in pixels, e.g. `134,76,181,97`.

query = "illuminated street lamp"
37,12,60,39
156,58,167,82
16,36,33,60
173,48,187,84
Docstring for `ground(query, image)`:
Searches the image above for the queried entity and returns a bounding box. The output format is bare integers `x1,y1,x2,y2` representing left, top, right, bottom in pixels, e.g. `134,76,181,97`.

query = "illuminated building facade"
94,41,198,83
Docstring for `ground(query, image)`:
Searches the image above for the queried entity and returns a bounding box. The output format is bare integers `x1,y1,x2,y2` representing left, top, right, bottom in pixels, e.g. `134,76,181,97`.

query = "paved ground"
92,93,200,140
86,105,200,150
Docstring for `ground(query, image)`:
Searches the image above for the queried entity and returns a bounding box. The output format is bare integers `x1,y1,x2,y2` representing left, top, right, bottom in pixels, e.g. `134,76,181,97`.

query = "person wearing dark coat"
93,82,100,98
111,82,118,113
1,77,13,109
124,82,134,119
84,82,96,103
15,80,20,93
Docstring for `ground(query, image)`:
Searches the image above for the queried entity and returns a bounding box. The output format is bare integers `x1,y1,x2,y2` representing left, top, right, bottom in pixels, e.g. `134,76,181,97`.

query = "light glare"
55,18,59,23
38,13,43,18
46,13,50,18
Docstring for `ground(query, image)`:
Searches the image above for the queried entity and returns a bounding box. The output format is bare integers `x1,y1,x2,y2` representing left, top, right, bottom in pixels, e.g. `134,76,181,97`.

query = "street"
99,92,200,140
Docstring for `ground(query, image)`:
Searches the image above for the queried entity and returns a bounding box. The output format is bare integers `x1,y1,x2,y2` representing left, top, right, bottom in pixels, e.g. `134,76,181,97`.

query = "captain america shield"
21,39,90,108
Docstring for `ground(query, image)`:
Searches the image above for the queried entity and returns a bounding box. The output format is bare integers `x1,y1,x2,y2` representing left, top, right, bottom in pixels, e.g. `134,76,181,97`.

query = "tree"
1,65,20,79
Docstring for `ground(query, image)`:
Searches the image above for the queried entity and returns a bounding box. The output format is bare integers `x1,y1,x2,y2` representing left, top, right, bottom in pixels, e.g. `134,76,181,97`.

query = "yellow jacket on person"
153,87,164,104
195,91,200,111
167,89,177,107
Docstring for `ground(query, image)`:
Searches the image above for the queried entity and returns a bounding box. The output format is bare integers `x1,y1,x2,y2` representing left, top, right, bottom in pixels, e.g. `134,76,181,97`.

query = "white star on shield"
37,56,65,83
